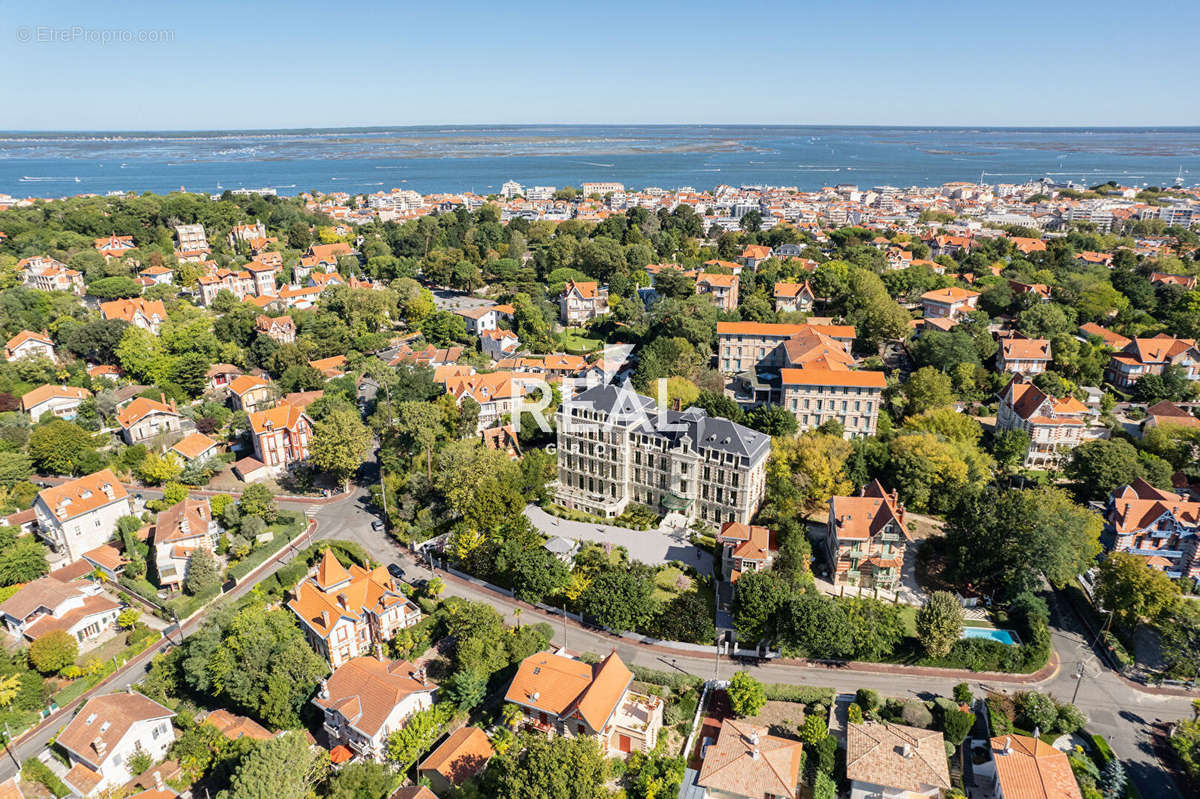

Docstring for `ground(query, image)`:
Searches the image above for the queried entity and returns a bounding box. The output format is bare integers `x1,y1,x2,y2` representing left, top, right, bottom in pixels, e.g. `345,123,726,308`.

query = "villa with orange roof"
1142,400,1200,434
716,522,777,584
1107,478,1200,579
920,286,979,320
417,726,493,793
0,574,120,643
739,244,773,269
695,273,739,311
255,314,296,344
99,298,167,334
288,550,422,668
227,374,274,413
94,234,137,260
33,469,130,562
997,337,1052,375
717,321,854,375
846,721,950,799
504,648,662,756
196,267,255,305
1009,236,1047,255
559,280,610,324
455,305,501,335
57,692,175,797
1078,322,1130,351
5,330,55,362
115,396,182,447
1075,250,1113,267
315,654,436,762
1105,334,1200,389
480,328,520,359
309,355,347,378
975,734,1082,799
826,479,912,590
148,498,218,590
20,255,84,294
773,281,815,313
249,402,313,475
695,718,802,799
1150,272,1197,290
169,432,219,463
227,221,268,248
440,371,526,433
21,384,91,421
995,376,1106,468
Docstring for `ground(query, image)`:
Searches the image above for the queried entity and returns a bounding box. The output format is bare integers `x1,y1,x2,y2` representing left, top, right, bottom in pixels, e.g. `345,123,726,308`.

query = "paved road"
327,484,1191,798
523,505,714,574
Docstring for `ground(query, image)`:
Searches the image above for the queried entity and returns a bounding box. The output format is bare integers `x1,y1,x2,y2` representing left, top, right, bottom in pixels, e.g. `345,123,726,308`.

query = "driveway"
524,505,713,574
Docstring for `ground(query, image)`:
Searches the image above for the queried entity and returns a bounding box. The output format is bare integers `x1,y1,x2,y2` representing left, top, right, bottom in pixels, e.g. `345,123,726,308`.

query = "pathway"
523,505,714,573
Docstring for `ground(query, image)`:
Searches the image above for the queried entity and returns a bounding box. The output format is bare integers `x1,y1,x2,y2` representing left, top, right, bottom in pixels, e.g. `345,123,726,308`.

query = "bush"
856,688,881,714
814,735,836,775
902,699,933,729
629,665,703,693
22,757,69,797
1055,703,1087,735
799,714,828,745
953,682,974,705
727,671,766,717
813,771,836,799
1016,691,1059,732
764,684,835,706
986,694,1015,736
847,703,864,724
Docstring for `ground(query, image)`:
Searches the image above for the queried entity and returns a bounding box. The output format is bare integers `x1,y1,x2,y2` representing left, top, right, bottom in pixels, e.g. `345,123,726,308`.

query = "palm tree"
513,607,523,630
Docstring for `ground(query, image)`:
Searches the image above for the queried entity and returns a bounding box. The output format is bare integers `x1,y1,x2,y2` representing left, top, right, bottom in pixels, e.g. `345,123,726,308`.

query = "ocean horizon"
2,124,1198,198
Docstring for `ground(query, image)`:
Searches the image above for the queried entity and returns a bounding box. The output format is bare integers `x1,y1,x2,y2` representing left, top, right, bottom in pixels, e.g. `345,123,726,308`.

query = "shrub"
629,665,703,693
727,671,766,717
953,682,974,705
855,688,881,713
943,708,975,745
902,699,933,729
847,703,864,724
799,714,828,745
1056,702,1087,735
1016,691,1059,732
814,735,836,775
763,684,834,706
21,757,69,797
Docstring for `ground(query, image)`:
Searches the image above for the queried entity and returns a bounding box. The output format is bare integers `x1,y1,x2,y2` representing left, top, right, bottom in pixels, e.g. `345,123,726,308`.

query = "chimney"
320,610,330,627
92,737,107,756
319,679,330,700
160,392,166,406
417,666,428,686
374,642,384,661
1002,736,1012,755
170,398,177,413
153,771,164,790
902,743,913,758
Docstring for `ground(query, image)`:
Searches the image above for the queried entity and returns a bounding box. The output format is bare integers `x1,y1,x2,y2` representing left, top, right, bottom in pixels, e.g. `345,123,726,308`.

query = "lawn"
652,566,693,603
561,328,603,354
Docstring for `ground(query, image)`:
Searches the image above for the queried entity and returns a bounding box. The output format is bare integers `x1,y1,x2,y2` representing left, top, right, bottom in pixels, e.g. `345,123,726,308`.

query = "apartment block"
554,383,770,527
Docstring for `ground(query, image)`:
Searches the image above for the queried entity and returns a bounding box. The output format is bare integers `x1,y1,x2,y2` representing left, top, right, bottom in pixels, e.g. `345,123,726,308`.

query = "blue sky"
4,0,1198,130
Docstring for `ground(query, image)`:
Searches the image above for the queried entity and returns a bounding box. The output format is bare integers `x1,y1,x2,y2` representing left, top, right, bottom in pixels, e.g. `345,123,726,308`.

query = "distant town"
0,171,1195,799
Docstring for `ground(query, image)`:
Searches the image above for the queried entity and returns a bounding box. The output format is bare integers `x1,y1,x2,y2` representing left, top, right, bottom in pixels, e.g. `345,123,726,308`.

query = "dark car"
371,520,385,531
387,563,405,581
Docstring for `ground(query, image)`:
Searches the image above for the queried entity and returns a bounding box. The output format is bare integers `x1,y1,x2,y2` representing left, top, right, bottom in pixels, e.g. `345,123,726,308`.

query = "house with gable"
314,655,437,762
845,721,951,799
4,330,55,362
248,402,314,475
504,648,662,756
1107,478,1200,579
997,338,1052,375
115,396,183,447
716,522,777,584
694,718,802,799
0,575,120,643
1105,334,1200,389
34,469,130,562
773,281,815,313
99,298,167,334
57,692,176,796
826,479,912,591
994,376,1106,467
148,498,219,590
288,550,422,668
559,280,610,324
227,374,274,413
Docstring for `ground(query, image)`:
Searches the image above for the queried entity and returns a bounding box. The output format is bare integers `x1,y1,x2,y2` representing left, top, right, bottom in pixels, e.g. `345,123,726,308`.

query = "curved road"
2,473,1191,796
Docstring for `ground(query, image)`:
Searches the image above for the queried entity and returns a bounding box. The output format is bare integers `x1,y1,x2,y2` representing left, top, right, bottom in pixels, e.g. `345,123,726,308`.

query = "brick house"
826,479,912,590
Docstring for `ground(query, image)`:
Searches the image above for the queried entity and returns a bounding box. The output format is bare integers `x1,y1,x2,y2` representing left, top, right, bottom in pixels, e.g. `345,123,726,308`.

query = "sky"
4,0,1199,130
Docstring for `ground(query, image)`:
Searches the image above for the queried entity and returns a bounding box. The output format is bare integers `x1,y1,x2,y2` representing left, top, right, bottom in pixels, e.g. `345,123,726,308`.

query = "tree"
745,404,798,436
1067,439,1163,501
1094,551,1180,623
27,420,97,475
916,591,962,658
385,703,454,769
219,731,325,799
325,761,397,799
138,451,184,485
813,772,836,799
309,408,371,490
486,734,608,799
942,708,975,745
580,570,657,633
899,367,955,417
1015,691,1058,732
0,538,48,586
727,671,766,717
799,713,828,745
184,549,220,595
1101,758,1127,799
445,669,488,711
29,630,77,674
732,570,791,642
765,432,852,517
126,743,154,777
238,483,277,523
395,401,442,479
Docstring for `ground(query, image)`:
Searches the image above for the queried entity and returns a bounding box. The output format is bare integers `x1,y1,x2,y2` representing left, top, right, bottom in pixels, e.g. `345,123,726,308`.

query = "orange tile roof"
309,355,347,376
37,469,127,522
418,726,494,786
697,273,738,288
228,374,270,396
64,763,103,796
921,287,979,304
564,280,600,299
115,396,177,429
773,281,813,299
288,552,413,639
20,384,91,412
204,709,274,741
1001,338,1052,361
170,432,218,461
989,735,1082,799
58,692,174,767
249,402,309,435
697,718,802,799
1079,323,1130,350
830,479,911,542
5,329,53,354
505,649,632,731
846,722,950,793
314,656,436,738
779,367,885,388
99,298,167,325
151,498,212,547
740,245,773,259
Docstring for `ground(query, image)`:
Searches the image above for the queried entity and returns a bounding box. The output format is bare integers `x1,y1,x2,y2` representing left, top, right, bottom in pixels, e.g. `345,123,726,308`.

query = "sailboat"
1175,166,1184,187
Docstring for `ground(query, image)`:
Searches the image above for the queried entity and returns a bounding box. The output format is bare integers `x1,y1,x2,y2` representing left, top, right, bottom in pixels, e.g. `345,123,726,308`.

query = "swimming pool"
961,627,1021,646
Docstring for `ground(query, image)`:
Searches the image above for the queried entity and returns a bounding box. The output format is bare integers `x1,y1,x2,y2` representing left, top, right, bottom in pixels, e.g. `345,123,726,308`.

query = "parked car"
371,520,385,531
387,563,405,581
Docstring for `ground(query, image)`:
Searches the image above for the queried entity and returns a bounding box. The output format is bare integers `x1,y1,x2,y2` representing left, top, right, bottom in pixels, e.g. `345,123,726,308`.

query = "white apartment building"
58,692,175,796
34,470,131,563
555,383,770,527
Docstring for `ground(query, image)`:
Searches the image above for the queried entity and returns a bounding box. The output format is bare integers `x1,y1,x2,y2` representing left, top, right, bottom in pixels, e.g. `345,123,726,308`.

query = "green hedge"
255,538,372,598
225,512,306,581
627,665,703,693
762,683,834,706
22,757,69,797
